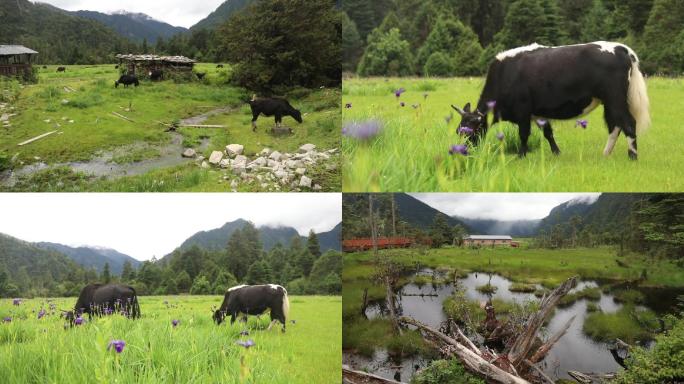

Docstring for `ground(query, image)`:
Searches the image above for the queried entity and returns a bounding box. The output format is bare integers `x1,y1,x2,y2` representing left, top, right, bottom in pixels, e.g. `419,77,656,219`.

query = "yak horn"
451,104,465,116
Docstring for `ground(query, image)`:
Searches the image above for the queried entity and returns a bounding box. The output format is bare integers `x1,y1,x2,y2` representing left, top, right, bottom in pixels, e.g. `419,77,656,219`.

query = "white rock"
234,155,248,165
201,161,210,169
317,152,330,160
313,184,322,191
219,159,231,168
260,148,272,156
230,179,239,189
327,148,338,154
196,155,205,162
295,168,306,175
61,99,69,105
225,144,244,157
274,170,288,179
267,159,277,167
269,151,282,161
299,175,312,188
0,114,8,122
260,183,269,189
250,157,267,167
209,150,224,165
232,165,246,175
299,143,316,153
182,148,196,158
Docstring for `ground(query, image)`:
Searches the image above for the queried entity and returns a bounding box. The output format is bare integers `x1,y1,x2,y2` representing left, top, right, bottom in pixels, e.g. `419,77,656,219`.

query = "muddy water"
360,270,680,382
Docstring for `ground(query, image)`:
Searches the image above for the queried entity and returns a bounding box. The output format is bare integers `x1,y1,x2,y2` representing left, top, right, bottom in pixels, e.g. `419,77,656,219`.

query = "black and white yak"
64,283,140,326
453,41,650,160
213,284,290,332
248,96,303,132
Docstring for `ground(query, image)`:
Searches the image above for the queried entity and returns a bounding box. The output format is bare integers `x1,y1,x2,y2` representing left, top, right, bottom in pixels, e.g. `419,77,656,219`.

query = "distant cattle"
196,72,206,80
248,96,303,132
64,283,140,326
453,41,650,160
115,74,140,88
216,64,224,68
213,284,290,332
149,69,163,81
115,65,120,69
42,65,47,69
57,67,66,72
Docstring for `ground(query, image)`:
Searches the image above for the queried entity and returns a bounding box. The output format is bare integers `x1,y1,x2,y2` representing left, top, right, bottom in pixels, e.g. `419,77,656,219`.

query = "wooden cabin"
463,235,513,247
115,54,195,79
0,45,38,80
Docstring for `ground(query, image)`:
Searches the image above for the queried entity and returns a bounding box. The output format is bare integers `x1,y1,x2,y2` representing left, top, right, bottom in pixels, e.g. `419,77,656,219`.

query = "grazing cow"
453,41,650,160
149,69,163,81
216,64,224,68
196,72,206,80
115,74,140,88
64,283,140,326
115,65,120,69
248,96,303,132
56,67,66,72
42,65,47,69
213,284,290,332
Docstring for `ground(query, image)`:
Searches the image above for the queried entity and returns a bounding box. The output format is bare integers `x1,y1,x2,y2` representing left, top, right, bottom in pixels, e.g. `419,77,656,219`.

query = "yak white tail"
282,290,290,321
628,61,650,135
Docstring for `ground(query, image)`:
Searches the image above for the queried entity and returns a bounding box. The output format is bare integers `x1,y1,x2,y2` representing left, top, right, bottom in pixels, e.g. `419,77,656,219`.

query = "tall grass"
0,295,340,383
342,77,684,191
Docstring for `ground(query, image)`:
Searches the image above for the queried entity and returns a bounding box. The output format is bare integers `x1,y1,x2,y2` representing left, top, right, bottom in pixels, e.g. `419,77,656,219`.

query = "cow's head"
63,310,75,327
290,108,303,124
452,103,487,146
213,310,225,325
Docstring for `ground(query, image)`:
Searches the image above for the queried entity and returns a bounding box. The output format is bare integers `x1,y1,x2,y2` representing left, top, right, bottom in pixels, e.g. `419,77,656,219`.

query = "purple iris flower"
236,339,255,349
458,126,474,136
240,330,249,336
345,103,352,109
75,316,83,325
496,132,505,141
12,298,21,306
400,102,405,107
342,120,382,140
536,119,547,127
172,319,179,327
449,144,469,156
394,88,406,98
486,100,496,110
104,307,113,315
576,119,588,129
38,309,46,319
107,340,126,353
2,317,11,323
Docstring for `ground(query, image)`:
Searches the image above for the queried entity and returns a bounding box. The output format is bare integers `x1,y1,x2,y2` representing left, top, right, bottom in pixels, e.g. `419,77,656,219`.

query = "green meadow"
0,64,340,192
342,77,684,192
0,295,341,384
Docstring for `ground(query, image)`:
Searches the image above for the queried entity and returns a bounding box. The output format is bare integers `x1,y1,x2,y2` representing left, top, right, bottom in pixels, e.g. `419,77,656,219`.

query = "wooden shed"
0,45,38,80
463,235,513,247
115,54,196,79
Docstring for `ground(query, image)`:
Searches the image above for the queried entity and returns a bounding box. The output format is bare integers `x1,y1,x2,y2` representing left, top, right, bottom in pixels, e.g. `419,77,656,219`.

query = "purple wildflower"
2,317,11,323
104,307,113,315
342,120,382,140
236,339,255,349
107,339,126,353
536,119,547,127
400,102,405,107
38,309,46,319
576,119,588,129
12,298,21,306
394,88,406,98
496,132,505,141
75,316,83,326
345,103,352,109
449,144,469,156
172,319,179,327
486,100,496,110
458,126,474,136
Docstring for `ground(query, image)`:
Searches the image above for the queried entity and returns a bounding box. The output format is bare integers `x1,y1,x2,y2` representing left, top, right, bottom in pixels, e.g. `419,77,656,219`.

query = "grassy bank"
0,295,341,383
342,77,684,192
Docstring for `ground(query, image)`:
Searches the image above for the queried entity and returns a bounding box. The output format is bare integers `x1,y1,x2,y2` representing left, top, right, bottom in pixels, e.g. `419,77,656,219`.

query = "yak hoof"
517,150,528,158
628,149,638,161
552,147,561,155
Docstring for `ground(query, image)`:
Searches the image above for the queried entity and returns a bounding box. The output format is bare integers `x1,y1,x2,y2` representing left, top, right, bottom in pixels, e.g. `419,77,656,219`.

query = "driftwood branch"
179,124,226,128
111,112,134,122
399,316,531,384
529,314,576,363
386,277,402,335
522,360,555,384
18,130,58,146
342,365,404,384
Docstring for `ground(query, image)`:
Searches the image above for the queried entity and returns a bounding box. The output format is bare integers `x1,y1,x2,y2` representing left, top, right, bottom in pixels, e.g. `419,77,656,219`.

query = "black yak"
149,69,163,81
64,283,140,326
115,74,139,88
213,284,290,332
248,96,303,132
56,67,66,72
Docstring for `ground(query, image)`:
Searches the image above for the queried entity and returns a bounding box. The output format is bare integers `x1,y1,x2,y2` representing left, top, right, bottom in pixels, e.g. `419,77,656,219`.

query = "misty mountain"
73,10,187,43
35,242,140,275
395,193,468,230
0,233,82,284
190,0,254,30
170,219,341,257
455,217,540,237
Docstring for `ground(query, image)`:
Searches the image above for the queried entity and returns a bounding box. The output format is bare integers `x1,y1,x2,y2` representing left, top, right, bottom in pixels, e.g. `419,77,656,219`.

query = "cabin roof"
0,45,38,56
116,54,196,64
465,235,513,240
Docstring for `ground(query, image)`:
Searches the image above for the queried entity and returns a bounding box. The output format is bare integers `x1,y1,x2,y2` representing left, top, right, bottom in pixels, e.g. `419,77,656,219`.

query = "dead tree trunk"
386,276,402,335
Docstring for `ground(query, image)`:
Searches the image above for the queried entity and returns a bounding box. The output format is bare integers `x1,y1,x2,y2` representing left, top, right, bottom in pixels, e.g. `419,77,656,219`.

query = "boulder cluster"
183,143,337,192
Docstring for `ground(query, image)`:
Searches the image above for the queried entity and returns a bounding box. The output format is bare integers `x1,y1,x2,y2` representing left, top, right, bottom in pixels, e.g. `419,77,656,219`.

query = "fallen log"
17,130,58,146
342,365,405,384
399,316,531,384
179,124,226,128
529,314,576,364
111,112,134,123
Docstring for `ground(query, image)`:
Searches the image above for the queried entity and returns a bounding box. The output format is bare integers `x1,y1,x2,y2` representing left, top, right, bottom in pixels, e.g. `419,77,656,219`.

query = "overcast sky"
410,193,601,221
33,0,226,28
0,193,341,261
